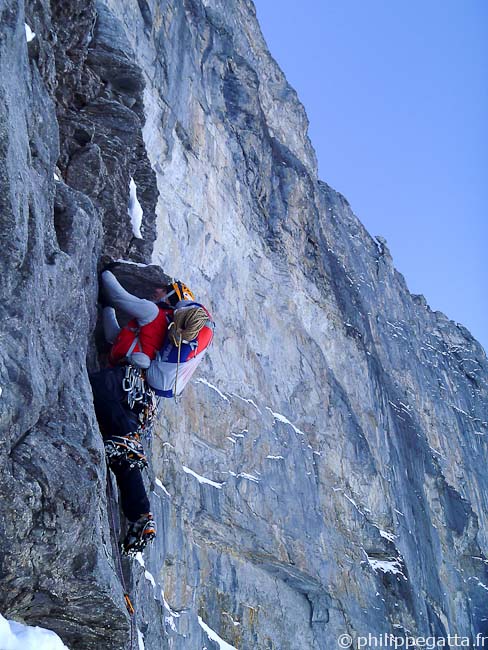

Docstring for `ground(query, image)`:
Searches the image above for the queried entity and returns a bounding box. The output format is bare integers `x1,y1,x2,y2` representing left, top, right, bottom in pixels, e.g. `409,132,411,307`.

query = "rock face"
0,1,487,649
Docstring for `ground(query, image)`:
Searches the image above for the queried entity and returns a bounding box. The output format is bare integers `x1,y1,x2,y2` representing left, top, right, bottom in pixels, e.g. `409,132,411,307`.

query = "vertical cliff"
0,1,486,649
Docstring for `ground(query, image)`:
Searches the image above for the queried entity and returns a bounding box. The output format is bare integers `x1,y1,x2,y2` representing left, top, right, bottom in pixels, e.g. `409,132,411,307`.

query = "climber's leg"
110,461,150,521
101,270,159,326
90,367,139,436
110,459,156,555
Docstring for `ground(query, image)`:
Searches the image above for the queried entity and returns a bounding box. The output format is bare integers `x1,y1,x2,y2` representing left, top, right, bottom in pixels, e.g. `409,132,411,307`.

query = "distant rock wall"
0,1,486,649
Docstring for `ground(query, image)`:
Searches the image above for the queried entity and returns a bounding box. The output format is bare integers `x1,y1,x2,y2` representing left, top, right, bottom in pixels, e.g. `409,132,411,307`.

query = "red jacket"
110,307,172,366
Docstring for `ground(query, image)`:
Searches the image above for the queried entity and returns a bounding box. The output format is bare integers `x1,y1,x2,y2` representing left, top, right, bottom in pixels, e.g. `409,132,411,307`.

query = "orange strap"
124,593,135,615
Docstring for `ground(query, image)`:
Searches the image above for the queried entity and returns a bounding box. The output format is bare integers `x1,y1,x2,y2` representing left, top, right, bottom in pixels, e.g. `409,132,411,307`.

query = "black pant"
90,367,150,522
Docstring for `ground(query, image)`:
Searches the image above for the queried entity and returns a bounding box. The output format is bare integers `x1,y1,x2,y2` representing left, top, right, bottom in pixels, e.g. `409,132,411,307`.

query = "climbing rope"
106,473,137,650
174,331,182,403
169,306,209,344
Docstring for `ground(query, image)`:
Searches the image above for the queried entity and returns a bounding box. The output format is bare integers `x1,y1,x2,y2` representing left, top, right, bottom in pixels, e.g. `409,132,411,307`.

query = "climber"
102,269,214,397
90,269,214,555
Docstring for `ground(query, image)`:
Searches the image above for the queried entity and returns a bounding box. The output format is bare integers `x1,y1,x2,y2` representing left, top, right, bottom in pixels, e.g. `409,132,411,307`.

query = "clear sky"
253,0,487,352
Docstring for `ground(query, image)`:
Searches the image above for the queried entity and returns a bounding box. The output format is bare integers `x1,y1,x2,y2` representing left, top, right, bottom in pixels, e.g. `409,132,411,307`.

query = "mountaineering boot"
122,513,157,556
104,434,148,470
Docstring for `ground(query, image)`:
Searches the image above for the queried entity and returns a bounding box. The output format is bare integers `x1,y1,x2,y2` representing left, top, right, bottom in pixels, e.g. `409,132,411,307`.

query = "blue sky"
253,0,487,352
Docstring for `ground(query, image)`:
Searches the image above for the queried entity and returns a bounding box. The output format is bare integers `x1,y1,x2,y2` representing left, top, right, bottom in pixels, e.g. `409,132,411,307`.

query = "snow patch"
0,613,71,650
25,24,36,42
195,378,229,401
161,591,180,632
137,628,145,650
367,556,407,580
266,407,305,436
379,529,397,543
135,552,145,568
115,258,149,267
128,178,144,239
229,392,262,412
266,455,284,460
450,404,470,417
223,612,241,627
237,472,260,483
182,465,224,489
165,615,177,632
144,570,156,589
231,430,247,439
161,591,180,618
342,492,366,515
155,477,171,497
198,616,237,650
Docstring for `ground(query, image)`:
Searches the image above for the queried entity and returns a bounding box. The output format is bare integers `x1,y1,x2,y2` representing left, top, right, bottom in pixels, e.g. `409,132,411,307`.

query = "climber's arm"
101,270,159,326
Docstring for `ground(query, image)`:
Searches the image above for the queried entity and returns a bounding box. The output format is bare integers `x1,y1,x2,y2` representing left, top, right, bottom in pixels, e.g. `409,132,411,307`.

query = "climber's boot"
122,513,157,556
104,434,148,470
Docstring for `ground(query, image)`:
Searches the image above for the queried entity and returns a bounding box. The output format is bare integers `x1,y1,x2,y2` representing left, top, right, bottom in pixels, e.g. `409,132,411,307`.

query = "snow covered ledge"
198,616,237,650
128,177,144,239
0,613,71,649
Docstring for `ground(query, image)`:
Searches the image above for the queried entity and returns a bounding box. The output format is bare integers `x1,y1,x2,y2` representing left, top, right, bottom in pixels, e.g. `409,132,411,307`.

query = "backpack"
146,303,214,398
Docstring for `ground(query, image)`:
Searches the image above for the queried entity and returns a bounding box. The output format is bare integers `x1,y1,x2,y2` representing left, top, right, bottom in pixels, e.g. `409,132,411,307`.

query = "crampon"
104,434,148,470
122,513,157,556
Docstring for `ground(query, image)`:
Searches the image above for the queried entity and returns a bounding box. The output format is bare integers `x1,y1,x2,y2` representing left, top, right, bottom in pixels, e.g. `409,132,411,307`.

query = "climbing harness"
122,364,158,437
123,364,145,409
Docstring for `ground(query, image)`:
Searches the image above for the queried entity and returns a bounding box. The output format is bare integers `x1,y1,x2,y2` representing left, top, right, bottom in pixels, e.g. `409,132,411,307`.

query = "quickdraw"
123,365,145,408
124,594,135,616
122,365,158,438
137,390,158,439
